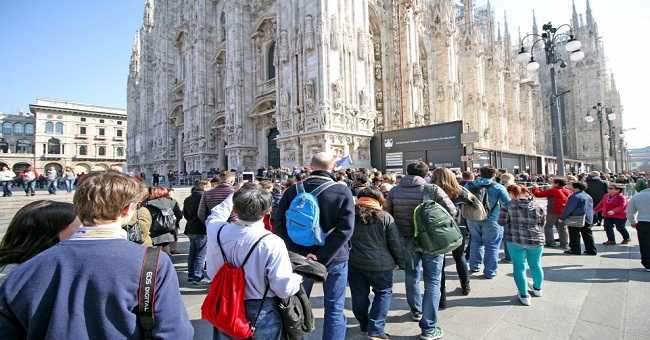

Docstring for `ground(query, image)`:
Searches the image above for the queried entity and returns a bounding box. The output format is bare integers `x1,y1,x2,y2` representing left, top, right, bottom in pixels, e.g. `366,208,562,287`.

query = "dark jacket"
384,175,457,239
183,189,205,235
586,176,608,205
561,191,594,225
275,170,355,266
349,209,405,272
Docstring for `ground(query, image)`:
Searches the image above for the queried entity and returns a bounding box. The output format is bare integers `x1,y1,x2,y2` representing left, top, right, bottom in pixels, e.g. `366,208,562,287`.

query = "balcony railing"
256,79,276,97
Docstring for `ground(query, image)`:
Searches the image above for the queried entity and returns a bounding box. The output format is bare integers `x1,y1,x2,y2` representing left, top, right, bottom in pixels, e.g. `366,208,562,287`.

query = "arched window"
45,121,54,134
16,140,32,153
2,122,12,135
98,146,106,156
267,41,276,80
47,138,61,154
0,139,8,153
55,122,64,134
116,147,124,157
13,123,23,135
79,145,87,156
24,123,34,135
220,12,226,42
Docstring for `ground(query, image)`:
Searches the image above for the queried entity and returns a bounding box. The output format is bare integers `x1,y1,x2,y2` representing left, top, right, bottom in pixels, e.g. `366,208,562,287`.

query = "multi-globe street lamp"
584,103,615,172
517,22,585,176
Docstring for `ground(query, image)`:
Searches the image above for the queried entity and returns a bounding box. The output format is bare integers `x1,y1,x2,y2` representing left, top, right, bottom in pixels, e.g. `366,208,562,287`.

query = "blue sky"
1,0,647,148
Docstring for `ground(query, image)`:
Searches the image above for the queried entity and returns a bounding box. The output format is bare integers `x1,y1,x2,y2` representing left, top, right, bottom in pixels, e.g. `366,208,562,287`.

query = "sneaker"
483,274,495,280
420,327,444,340
500,258,512,264
564,250,581,255
518,295,531,306
368,334,390,340
411,312,422,322
602,241,616,245
621,239,631,245
528,284,543,297
469,268,480,273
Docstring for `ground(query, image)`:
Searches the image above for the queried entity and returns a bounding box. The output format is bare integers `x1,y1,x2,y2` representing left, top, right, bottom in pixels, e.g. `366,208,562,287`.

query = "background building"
127,0,622,175
0,112,36,173
0,98,129,174
629,146,650,172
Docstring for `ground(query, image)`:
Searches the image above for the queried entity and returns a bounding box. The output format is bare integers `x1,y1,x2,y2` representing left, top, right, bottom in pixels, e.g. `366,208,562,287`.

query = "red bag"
201,226,271,339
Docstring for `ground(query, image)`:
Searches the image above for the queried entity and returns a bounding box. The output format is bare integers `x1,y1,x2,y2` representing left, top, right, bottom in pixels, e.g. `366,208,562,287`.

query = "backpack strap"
296,182,305,194
310,181,339,197
138,246,161,340
216,224,229,264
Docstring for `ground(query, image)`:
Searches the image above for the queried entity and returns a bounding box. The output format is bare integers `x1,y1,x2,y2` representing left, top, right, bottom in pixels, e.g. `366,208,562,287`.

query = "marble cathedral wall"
128,0,555,174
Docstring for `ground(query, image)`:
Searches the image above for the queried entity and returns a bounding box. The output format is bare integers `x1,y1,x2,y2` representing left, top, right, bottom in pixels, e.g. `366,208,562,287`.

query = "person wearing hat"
595,183,630,245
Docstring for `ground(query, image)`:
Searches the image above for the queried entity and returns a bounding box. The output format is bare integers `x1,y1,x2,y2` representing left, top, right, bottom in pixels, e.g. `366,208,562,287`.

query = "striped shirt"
197,184,234,222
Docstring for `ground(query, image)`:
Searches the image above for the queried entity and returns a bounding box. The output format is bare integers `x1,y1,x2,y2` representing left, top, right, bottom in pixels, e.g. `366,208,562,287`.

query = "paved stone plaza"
1,190,649,339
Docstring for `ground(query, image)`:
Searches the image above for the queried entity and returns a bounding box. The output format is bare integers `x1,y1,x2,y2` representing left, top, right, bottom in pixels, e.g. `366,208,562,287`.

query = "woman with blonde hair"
431,168,473,305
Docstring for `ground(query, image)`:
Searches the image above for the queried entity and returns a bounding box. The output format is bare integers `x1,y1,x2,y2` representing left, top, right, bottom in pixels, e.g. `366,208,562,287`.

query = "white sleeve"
265,237,302,299
206,194,233,224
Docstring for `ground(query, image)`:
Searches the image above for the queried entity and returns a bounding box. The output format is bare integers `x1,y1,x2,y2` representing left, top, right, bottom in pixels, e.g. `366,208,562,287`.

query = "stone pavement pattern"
1,192,649,339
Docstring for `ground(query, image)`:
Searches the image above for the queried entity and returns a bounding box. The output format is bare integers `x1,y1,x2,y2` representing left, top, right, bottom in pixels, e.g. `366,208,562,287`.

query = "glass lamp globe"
527,60,541,72
604,134,609,140
584,115,595,123
566,39,582,52
608,113,616,121
569,50,585,62
517,50,531,63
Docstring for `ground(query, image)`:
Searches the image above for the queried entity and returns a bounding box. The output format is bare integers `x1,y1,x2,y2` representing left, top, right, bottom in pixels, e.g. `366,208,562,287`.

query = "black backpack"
468,183,495,219
149,205,177,236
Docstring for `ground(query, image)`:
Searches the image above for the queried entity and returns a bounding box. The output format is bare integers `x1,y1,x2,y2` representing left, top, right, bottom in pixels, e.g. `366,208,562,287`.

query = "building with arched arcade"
0,99,127,175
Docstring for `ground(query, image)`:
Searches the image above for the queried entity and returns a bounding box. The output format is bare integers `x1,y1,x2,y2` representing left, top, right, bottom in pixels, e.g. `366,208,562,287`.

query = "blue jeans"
506,242,544,297
604,218,630,243
303,260,348,340
348,269,393,337
467,219,503,277
64,179,74,192
213,298,282,340
24,180,36,195
187,234,208,281
47,180,57,194
1,181,12,197
403,238,444,333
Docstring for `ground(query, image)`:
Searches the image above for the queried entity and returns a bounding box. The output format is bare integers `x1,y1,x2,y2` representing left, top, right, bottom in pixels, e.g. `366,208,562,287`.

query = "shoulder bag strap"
310,181,339,197
138,246,161,340
243,233,273,334
296,182,305,194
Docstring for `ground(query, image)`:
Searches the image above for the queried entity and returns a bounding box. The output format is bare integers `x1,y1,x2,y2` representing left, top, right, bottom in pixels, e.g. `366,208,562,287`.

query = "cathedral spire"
504,11,511,59
572,0,579,29
143,0,154,32
532,10,539,36
586,0,594,30
464,0,473,31
486,0,495,48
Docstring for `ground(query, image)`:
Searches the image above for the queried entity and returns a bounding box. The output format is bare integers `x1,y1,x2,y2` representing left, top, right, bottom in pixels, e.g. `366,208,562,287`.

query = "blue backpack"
286,180,339,247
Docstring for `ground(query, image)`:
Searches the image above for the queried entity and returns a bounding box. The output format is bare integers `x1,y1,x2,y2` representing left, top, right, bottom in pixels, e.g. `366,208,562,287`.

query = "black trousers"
569,224,597,254
637,222,650,269
440,233,469,304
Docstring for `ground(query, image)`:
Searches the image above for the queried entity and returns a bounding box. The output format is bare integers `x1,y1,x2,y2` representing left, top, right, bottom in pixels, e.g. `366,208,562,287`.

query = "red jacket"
594,193,628,220
531,186,572,215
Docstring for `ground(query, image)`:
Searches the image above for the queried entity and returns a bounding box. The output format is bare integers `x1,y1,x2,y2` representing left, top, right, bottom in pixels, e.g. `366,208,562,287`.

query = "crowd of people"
0,165,87,196
0,157,648,340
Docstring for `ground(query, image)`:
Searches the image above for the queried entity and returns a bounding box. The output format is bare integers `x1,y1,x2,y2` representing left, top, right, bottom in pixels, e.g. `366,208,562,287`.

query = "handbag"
564,215,586,228
126,209,145,244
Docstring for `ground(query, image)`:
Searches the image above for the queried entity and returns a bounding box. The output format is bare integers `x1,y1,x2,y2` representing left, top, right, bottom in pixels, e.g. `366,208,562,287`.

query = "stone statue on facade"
304,15,314,51
280,30,289,63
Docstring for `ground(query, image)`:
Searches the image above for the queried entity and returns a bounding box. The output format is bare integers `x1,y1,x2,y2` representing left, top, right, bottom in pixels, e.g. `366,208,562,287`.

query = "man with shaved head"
275,152,355,340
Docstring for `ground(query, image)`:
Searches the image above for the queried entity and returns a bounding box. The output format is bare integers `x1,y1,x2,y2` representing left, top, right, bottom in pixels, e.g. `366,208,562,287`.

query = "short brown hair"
148,186,170,200
219,171,236,184
74,171,142,226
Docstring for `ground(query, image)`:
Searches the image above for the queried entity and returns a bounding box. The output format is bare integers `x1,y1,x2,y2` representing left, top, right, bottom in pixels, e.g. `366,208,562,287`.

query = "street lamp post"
584,104,616,173
517,22,585,177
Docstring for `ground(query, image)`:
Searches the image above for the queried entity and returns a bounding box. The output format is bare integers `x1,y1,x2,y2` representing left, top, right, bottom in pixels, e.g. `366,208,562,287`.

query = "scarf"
357,197,382,210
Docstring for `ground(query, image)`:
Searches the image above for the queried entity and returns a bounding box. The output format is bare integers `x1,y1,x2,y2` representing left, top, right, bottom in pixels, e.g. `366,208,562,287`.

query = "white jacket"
0,170,16,182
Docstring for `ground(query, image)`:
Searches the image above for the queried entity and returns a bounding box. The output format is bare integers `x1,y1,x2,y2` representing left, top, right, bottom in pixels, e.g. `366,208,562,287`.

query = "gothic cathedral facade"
127,0,621,173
